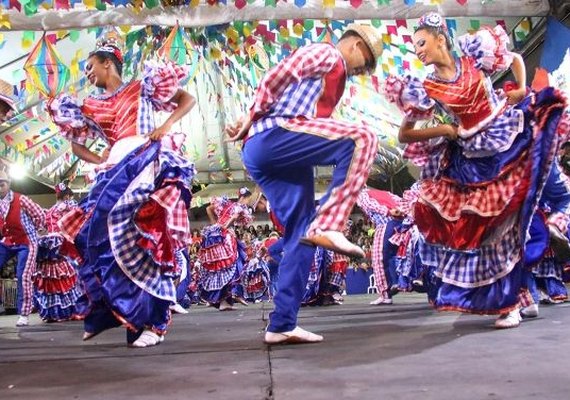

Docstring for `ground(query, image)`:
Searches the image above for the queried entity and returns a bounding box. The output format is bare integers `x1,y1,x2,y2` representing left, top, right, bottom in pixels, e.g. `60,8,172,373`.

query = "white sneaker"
169,303,189,314
369,297,393,305
494,309,522,329
16,316,29,327
520,303,539,318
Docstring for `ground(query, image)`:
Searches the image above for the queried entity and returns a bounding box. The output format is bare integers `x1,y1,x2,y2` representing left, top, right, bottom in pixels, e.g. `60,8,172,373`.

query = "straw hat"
0,79,15,109
0,170,10,182
344,23,383,62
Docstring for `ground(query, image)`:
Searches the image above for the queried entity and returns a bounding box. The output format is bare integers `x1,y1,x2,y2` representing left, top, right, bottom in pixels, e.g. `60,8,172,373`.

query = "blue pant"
242,127,357,332
0,243,30,315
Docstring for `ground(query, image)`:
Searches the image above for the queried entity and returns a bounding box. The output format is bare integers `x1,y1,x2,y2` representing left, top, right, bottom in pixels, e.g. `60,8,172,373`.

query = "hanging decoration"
23,34,70,98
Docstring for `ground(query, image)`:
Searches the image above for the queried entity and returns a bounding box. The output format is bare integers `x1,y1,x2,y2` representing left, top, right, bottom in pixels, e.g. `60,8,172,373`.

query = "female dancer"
48,37,196,347
383,13,568,328
199,188,253,310
34,183,85,322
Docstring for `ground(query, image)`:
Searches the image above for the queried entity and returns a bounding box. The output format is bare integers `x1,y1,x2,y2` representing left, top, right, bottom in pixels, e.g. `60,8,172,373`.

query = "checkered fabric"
371,223,389,297
419,155,529,221
458,25,514,74
280,118,378,235
107,146,195,301
139,61,189,136
532,255,564,280
249,43,343,136
356,189,390,224
58,208,90,243
4,194,45,316
419,226,522,288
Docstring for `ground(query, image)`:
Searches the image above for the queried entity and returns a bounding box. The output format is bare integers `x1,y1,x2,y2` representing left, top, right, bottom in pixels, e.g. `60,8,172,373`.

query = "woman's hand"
225,116,252,142
442,124,459,140
505,87,527,105
149,122,172,141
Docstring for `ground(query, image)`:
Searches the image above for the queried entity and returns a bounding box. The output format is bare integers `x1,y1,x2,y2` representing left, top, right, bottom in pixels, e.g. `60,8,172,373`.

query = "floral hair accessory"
92,37,123,64
417,12,448,34
238,187,252,197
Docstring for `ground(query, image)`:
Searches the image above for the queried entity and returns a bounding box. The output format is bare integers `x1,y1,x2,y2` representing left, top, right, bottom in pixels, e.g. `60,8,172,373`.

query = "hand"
505,88,527,105
149,123,171,141
442,124,459,140
100,147,110,163
225,116,252,142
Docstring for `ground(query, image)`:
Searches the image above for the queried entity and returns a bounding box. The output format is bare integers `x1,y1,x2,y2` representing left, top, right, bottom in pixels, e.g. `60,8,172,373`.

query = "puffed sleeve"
382,75,435,121
233,203,253,227
140,60,190,112
458,25,514,73
210,196,230,220
47,95,104,145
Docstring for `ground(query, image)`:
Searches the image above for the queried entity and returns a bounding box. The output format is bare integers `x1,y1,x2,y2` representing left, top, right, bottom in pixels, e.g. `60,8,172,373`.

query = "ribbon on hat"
55,182,67,193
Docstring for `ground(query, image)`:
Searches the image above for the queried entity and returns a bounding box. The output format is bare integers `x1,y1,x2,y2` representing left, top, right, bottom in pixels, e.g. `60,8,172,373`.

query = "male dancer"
226,24,382,343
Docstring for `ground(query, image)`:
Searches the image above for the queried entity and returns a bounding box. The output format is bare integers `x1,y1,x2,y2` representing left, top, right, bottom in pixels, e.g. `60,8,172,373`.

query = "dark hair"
89,51,123,76
56,187,74,200
415,25,453,51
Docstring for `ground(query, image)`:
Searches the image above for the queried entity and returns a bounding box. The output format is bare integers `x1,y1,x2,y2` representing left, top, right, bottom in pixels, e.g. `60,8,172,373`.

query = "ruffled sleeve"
458,25,514,73
211,196,230,220
141,60,190,112
47,94,104,145
233,203,253,227
382,75,435,121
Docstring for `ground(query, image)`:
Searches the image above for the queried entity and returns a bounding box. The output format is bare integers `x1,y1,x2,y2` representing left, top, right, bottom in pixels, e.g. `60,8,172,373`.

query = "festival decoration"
23,34,70,98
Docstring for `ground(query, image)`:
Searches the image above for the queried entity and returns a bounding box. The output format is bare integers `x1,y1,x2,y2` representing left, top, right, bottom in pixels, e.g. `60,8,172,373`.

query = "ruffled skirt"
60,138,194,335
33,233,85,322
416,88,567,314
198,225,247,304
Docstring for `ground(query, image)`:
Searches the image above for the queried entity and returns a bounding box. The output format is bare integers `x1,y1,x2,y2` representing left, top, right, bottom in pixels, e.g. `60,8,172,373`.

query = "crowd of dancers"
0,12,569,347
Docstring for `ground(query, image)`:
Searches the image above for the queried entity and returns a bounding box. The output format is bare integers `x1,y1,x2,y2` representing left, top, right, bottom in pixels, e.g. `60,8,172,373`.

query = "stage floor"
1,293,569,400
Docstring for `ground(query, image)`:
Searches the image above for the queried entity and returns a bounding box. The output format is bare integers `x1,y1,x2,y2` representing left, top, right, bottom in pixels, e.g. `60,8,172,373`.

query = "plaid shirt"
249,43,345,136
0,191,45,315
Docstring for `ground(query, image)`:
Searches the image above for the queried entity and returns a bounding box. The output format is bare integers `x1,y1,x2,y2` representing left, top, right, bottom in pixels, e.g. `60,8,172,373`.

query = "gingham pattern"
211,197,254,228
250,43,343,136
280,118,378,234
45,200,77,233
1,193,45,316
418,227,522,288
139,61,189,136
326,270,345,289
458,25,514,74
58,208,90,243
371,223,389,297
199,255,241,292
398,184,420,217
200,227,238,265
48,94,105,145
548,212,570,235
532,256,564,280
419,155,529,221
108,148,194,301
356,189,390,225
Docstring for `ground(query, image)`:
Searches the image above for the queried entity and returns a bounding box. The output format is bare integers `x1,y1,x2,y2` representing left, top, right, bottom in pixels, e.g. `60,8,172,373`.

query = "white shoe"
169,303,189,314
369,297,393,305
520,303,539,318
219,299,235,311
16,316,29,327
300,230,365,258
130,330,162,348
494,309,522,329
264,326,324,345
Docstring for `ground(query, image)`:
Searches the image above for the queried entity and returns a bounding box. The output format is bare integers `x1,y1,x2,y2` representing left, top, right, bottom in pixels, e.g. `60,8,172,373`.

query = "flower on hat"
417,12,449,34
